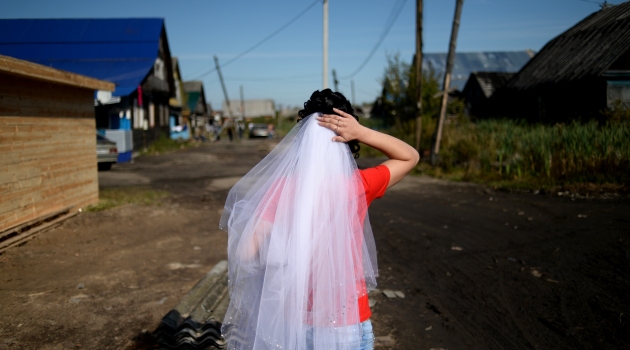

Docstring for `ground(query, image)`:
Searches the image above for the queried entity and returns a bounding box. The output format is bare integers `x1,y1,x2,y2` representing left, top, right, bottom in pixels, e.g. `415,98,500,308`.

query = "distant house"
169,57,190,140
462,72,515,118
423,51,533,91
0,55,114,248
504,2,630,121
0,18,176,160
183,81,210,138
223,99,275,119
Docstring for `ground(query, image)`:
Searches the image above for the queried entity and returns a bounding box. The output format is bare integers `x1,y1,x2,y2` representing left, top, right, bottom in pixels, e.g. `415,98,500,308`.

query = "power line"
340,0,408,80
223,74,319,82
192,0,320,80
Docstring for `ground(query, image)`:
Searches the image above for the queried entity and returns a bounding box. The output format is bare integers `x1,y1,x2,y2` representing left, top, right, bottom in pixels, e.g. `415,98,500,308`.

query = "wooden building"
504,3,630,122
183,81,210,139
168,57,190,140
462,72,514,118
223,99,275,119
0,55,114,250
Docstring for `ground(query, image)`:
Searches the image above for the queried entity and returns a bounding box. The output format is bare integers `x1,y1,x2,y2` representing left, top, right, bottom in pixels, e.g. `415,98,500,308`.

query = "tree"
374,53,439,144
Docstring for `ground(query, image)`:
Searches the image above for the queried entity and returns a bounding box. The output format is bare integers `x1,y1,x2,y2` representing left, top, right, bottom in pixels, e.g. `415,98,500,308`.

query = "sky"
2,0,626,109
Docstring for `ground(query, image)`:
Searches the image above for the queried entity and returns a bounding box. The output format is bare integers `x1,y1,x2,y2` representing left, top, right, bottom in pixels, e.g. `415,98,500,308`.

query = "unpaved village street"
1,139,629,349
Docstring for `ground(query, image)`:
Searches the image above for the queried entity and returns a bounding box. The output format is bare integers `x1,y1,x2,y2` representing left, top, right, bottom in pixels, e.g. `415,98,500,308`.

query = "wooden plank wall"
0,72,99,231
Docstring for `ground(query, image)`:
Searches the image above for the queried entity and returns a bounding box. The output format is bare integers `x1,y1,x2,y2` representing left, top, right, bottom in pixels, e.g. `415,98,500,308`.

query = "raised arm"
317,108,419,188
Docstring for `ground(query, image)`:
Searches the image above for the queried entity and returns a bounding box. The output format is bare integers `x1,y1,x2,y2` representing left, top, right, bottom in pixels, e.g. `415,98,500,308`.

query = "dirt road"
1,140,628,349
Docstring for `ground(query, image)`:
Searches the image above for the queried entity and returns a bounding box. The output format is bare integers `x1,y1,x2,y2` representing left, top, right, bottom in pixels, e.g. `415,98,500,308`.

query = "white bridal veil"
220,113,378,350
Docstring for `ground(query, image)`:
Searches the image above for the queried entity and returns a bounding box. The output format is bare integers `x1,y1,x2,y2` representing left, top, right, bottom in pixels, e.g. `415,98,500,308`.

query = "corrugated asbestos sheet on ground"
154,261,229,349
508,2,630,91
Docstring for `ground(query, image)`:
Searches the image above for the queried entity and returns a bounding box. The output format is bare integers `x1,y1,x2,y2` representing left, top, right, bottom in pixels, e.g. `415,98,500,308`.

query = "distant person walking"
267,123,275,139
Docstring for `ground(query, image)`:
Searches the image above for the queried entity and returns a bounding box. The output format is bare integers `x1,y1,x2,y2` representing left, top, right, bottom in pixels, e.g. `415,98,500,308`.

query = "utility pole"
240,85,245,120
431,0,463,165
414,0,424,156
240,85,245,140
332,69,339,92
323,0,329,89
214,55,233,140
351,79,356,106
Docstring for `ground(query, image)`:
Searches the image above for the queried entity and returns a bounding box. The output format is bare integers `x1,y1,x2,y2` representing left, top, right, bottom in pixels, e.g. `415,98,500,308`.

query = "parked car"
96,133,118,171
249,123,270,138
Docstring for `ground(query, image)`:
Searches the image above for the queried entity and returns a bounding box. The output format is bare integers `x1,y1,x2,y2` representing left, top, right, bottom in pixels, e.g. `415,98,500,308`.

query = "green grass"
140,135,198,156
87,187,169,212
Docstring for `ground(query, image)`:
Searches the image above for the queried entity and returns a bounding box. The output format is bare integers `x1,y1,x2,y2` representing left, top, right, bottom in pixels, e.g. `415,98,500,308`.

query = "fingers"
316,115,342,132
316,114,341,125
332,108,352,118
316,118,336,131
332,136,347,142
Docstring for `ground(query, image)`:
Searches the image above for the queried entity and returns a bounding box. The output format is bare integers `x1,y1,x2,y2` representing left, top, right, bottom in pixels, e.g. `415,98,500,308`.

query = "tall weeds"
438,119,630,185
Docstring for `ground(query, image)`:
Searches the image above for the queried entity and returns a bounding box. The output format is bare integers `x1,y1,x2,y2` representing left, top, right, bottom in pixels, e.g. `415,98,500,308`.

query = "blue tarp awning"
0,18,164,97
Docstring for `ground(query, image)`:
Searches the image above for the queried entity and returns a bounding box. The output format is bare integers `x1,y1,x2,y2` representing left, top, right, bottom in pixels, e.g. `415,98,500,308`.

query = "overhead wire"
223,74,319,82
339,0,408,80
191,0,320,80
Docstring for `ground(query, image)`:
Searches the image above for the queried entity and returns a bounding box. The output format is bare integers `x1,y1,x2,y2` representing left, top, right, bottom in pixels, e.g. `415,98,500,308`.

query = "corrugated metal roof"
0,18,164,96
508,2,630,90
424,51,532,91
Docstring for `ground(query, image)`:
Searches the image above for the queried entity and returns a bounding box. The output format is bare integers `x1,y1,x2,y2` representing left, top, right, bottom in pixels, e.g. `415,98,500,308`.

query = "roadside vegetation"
140,134,199,156
359,53,630,193
87,187,169,212
417,119,630,191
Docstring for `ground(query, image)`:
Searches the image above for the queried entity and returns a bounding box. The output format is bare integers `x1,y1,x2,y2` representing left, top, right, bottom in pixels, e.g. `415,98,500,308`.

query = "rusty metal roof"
508,2,630,91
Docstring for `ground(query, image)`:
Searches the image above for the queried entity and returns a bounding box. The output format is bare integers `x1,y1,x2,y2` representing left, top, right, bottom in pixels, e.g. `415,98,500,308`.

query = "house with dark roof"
504,2,630,121
462,72,515,118
0,18,176,160
183,81,210,140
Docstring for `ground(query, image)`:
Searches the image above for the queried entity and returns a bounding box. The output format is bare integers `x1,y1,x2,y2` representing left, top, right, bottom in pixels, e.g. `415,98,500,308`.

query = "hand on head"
317,108,364,143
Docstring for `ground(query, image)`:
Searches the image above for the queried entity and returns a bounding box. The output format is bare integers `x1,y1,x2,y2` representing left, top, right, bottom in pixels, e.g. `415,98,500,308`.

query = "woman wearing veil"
220,89,419,350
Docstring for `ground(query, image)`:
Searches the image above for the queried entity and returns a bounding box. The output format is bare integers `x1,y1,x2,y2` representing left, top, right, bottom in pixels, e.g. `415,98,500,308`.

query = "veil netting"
219,113,378,350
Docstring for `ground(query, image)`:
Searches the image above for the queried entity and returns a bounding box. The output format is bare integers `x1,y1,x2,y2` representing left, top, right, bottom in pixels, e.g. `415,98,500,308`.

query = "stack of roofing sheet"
154,260,229,349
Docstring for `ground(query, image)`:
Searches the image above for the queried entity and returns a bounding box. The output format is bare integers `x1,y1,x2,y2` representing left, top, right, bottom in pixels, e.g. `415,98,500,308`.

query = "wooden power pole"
323,0,329,89
240,85,245,120
431,0,464,165
414,0,424,155
332,69,339,92
214,55,233,140
214,55,233,120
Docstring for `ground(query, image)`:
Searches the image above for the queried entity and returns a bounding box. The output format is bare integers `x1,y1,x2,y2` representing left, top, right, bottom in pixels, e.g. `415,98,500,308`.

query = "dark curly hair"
298,89,360,159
